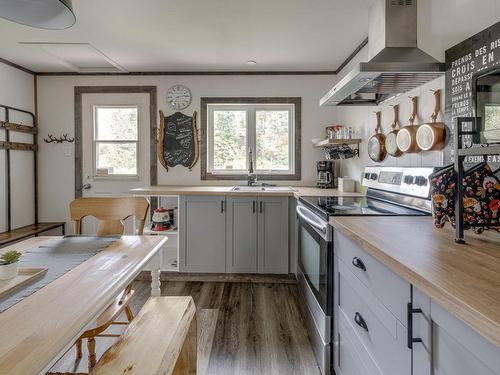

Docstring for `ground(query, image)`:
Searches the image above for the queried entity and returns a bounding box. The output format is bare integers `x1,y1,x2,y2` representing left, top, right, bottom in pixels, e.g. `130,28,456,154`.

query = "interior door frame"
74,86,157,198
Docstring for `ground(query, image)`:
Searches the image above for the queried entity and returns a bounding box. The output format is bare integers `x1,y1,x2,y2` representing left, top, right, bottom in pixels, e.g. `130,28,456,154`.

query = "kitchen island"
330,215,500,374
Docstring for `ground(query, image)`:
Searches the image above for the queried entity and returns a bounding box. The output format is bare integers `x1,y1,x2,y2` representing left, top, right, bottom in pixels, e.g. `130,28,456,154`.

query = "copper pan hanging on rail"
397,96,421,154
416,89,446,151
368,111,387,162
385,104,403,157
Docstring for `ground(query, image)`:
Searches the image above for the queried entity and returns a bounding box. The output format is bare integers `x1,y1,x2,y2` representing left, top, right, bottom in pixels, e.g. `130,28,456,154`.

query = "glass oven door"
297,206,333,315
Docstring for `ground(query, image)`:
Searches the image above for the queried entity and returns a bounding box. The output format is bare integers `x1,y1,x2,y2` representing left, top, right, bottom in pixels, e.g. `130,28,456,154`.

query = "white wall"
36,74,339,225
36,0,500,225
418,0,500,61
335,76,445,187
0,62,35,232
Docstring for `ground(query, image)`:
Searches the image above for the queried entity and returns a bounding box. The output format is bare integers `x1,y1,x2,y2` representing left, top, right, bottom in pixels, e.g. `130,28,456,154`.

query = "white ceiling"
0,0,370,73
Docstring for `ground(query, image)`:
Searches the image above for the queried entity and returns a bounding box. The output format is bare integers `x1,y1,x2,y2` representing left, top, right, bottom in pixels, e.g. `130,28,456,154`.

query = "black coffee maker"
317,161,335,188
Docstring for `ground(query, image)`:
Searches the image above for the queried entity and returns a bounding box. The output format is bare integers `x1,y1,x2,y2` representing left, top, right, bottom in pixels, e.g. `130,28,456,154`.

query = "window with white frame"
202,98,300,180
93,105,139,177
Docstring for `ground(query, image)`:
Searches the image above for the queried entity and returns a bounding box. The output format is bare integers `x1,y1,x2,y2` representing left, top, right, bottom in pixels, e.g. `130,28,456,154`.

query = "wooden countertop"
130,185,363,198
0,235,167,375
330,216,500,348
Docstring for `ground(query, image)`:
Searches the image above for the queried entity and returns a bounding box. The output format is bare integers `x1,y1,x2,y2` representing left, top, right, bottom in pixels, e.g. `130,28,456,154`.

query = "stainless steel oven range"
296,166,434,375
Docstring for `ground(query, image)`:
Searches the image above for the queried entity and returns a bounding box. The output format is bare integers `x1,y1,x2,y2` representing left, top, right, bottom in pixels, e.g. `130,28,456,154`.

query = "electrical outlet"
63,146,72,157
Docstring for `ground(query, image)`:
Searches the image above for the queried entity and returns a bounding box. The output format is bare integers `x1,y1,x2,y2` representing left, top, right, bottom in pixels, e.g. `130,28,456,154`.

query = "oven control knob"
364,172,370,180
415,176,428,186
370,173,378,180
404,175,414,184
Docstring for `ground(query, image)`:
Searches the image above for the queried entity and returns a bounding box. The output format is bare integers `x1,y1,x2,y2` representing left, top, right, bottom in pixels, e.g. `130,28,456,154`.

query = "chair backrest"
70,197,150,236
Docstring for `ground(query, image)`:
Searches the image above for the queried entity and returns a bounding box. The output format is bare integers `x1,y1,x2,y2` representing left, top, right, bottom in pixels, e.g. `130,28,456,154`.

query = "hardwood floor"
50,280,321,375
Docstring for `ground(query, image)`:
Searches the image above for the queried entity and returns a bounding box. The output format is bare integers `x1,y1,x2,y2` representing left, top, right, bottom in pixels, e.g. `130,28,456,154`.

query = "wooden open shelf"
313,138,362,148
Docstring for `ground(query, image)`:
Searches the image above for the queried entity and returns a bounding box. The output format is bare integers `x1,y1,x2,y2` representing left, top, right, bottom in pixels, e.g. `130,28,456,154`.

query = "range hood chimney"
320,0,445,106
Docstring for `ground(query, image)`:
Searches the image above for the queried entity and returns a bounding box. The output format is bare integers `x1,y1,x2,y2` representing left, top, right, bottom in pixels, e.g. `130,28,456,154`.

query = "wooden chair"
93,296,197,375
69,197,150,372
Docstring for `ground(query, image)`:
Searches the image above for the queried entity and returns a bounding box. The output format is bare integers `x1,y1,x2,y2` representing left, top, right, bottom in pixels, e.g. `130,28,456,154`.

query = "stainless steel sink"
231,186,296,192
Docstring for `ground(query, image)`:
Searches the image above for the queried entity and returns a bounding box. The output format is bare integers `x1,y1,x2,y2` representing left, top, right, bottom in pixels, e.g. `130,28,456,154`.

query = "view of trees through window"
210,105,292,173
256,110,289,170
95,106,138,176
213,110,247,170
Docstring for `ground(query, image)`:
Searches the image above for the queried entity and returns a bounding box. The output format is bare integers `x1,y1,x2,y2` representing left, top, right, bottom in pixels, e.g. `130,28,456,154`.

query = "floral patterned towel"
430,163,500,233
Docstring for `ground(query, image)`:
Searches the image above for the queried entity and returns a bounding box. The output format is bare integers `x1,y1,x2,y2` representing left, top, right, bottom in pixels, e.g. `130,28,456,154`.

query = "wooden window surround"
200,97,301,181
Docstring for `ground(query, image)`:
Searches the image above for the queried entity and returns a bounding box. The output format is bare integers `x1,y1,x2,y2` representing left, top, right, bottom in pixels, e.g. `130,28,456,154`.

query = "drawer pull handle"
352,257,366,271
354,312,368,332
407,302,423,349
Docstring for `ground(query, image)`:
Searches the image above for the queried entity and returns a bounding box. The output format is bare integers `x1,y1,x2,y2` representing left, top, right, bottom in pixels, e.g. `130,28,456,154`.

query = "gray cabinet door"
257,197,289,274
412,287,431,375
226,196,258,273
430,301,500,375
179,195,226,273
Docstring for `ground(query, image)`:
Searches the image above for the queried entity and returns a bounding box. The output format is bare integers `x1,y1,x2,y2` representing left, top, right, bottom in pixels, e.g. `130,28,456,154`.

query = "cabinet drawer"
338,259,410,375
337,307,382,375
335,229,410,324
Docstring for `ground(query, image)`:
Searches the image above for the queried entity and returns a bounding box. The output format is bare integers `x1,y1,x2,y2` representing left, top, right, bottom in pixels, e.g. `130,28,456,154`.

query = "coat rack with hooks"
0,104,65,241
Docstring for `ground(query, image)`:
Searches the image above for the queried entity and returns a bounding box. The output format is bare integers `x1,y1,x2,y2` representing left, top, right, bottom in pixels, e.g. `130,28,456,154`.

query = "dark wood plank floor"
50,280,321,375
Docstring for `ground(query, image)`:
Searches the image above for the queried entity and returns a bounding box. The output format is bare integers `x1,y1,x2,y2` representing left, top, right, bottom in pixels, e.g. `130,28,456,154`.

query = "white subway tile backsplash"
336,76,446,181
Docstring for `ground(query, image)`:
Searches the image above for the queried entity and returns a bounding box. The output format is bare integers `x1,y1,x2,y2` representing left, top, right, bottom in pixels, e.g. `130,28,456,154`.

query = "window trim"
92,104,140,179
201,97,301,180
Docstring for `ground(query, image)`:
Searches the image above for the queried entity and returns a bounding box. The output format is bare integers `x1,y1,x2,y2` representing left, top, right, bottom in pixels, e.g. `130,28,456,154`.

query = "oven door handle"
296,205,329,236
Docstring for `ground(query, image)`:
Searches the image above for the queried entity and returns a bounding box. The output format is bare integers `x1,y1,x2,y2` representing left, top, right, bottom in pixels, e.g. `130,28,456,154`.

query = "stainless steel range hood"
320,0,445,106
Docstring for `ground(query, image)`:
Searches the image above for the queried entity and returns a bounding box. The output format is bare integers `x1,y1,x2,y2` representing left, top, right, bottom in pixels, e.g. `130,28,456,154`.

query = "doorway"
74,86,157,233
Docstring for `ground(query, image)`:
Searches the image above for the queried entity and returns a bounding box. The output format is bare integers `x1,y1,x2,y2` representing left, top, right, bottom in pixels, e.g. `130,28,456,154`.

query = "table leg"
150,248,163,297
151,268,161,297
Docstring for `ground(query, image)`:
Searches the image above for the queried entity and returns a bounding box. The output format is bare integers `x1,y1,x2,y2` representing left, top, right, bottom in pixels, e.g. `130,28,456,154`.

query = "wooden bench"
0,222,65,248
91,296,197,375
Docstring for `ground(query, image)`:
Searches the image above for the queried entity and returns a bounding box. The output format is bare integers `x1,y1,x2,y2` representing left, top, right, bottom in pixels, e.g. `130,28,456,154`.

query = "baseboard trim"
135,271,297,284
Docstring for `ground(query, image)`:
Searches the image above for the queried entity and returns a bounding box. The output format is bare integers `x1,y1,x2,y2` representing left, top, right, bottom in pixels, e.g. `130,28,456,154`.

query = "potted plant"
0,250,22,280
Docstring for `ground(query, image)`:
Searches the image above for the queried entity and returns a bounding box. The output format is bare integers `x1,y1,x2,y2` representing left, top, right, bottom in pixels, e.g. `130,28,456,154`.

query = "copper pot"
397,96,421,153
385,104,402,157
368,111,387,162
416,89,446,151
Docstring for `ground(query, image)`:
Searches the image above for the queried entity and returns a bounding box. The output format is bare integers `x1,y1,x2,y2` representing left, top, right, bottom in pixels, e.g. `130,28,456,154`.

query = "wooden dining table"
0,235,167,375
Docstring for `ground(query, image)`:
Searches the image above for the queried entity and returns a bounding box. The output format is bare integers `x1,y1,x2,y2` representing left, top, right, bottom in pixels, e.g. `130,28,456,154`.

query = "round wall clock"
166,84,192,110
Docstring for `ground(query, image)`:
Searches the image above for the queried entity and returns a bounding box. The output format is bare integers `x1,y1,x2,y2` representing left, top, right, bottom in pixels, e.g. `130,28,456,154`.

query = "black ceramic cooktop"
298,195,429,221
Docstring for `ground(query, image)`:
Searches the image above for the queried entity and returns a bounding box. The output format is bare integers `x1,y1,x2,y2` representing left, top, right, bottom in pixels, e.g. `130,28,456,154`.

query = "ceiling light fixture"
0,0,76,30
246,60,257,65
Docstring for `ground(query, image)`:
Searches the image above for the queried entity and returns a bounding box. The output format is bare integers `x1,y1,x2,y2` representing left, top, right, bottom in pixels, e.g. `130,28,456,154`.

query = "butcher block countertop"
130,185,363,198
330,216,500,348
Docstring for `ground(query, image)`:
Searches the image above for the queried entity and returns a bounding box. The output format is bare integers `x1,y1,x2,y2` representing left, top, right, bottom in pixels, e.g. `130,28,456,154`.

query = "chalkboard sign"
445,21,500,163
158,110,199,171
